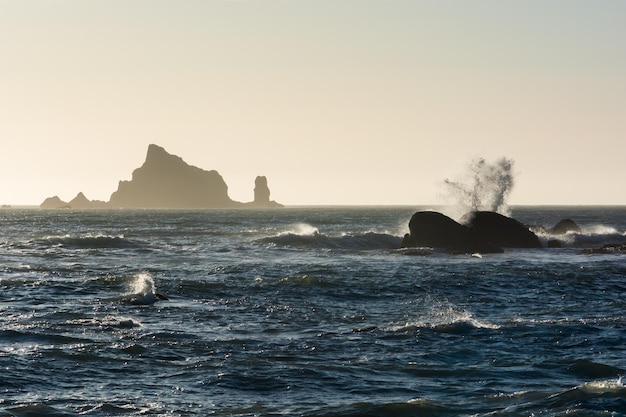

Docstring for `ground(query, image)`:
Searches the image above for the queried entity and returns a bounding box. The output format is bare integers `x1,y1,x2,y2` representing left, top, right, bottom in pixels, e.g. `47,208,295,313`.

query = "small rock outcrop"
548,219,582,235
580,243,626,255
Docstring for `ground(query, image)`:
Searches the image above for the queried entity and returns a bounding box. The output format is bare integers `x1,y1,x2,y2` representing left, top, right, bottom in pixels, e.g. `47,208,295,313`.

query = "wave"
65,315,142,329
473,377,626,417
0,329,89,346
2,403,78,417
257,224,403,250
32,234,145,250
567,359,624,379
387,304,500,334
534,224,626,248
303,398,453,417
297,379,625,417
538,378,626,414
116,272,168,305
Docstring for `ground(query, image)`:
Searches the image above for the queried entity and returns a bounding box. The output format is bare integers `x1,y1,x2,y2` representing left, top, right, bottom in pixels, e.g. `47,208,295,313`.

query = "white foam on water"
281,223,320,236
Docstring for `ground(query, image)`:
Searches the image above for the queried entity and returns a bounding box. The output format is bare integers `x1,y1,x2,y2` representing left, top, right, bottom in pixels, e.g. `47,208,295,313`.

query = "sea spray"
124,272,166,305
443,157,515,219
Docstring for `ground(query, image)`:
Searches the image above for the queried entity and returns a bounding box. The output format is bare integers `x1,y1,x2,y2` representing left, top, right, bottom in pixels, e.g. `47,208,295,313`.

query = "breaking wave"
118,272,168,305
257,224,402,250
34,234,144,249
534,224,626,248
387,303,500,334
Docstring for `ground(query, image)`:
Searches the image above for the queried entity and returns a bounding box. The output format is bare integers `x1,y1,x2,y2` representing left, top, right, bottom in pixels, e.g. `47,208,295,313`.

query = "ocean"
1,206,625,416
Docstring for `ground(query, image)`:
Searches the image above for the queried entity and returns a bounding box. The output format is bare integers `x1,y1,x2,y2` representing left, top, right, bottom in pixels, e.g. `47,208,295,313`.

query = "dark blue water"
1,206,625,416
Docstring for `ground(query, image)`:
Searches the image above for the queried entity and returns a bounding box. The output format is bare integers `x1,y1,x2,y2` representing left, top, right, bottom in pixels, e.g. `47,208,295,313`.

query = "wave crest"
258,228,402,250
35,234,143,249
119,272,168,305
534,224,626,248
388,303,500,334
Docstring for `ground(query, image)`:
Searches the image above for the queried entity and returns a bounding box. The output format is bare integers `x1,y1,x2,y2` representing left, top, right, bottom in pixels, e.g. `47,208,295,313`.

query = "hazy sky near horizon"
1,0,625,206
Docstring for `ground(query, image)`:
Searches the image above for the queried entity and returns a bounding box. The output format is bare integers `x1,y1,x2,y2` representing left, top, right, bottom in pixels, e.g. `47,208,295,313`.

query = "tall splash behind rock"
109,144,238,208
443,157,515,219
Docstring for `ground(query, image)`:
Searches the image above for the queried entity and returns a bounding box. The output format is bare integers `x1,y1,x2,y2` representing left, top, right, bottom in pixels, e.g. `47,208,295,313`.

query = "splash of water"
129,272,156,296
280,223,320,236
124,272,167,305
443,157,515,217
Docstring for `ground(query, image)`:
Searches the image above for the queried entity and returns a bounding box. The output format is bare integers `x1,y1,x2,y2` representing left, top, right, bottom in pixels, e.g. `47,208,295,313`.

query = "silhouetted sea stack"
109,144,235,208
254,176,271,204
246,176,283,208
40,144,283,209
401,210,542,254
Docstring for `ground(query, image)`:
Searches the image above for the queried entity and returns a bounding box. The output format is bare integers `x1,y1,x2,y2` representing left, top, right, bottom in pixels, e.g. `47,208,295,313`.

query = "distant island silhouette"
40,144,283,209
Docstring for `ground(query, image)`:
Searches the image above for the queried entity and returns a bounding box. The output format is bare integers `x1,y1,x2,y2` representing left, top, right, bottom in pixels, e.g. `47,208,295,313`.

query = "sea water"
0,206,625,416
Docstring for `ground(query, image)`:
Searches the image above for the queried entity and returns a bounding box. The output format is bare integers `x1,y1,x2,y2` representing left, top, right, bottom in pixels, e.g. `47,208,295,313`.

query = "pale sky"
1,0,625,206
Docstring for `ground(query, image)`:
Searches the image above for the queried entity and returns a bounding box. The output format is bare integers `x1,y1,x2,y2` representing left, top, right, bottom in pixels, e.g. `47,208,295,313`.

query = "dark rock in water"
402,210,543,253
109,144,239,208
580,243,626,255
401,211,503,254
462,211,542,248
548,218,582,235
547,239,562,248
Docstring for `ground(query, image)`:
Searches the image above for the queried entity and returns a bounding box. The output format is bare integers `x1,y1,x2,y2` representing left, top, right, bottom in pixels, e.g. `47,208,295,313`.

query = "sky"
1,0,625,206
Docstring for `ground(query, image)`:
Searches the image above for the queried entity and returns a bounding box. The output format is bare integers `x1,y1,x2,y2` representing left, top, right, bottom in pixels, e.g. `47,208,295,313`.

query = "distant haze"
1,1,625,206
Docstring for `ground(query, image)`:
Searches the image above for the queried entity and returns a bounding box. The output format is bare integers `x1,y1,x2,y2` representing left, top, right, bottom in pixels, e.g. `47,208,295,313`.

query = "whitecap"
120,272,168,305
386,303,500,333
280,223,320,236
578,377,626,394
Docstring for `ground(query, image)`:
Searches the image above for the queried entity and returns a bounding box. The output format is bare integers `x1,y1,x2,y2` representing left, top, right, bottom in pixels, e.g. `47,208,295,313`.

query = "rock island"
40,144,283,209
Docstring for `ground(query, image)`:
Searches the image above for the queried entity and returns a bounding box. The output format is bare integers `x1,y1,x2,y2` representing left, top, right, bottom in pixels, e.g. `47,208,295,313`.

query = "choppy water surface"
1,206,625,416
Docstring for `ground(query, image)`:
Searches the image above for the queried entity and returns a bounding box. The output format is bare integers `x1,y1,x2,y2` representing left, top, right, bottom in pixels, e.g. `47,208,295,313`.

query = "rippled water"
1,206,625,416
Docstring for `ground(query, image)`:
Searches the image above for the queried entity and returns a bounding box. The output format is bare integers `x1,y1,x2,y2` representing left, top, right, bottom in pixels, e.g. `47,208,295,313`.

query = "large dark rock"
401,211,503,253
462,211,542,248
109,144,239,208
402,210,543,253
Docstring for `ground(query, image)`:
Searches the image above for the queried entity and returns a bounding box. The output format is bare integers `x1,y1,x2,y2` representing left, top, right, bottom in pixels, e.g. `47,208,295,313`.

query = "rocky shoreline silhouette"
40,144,283,209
